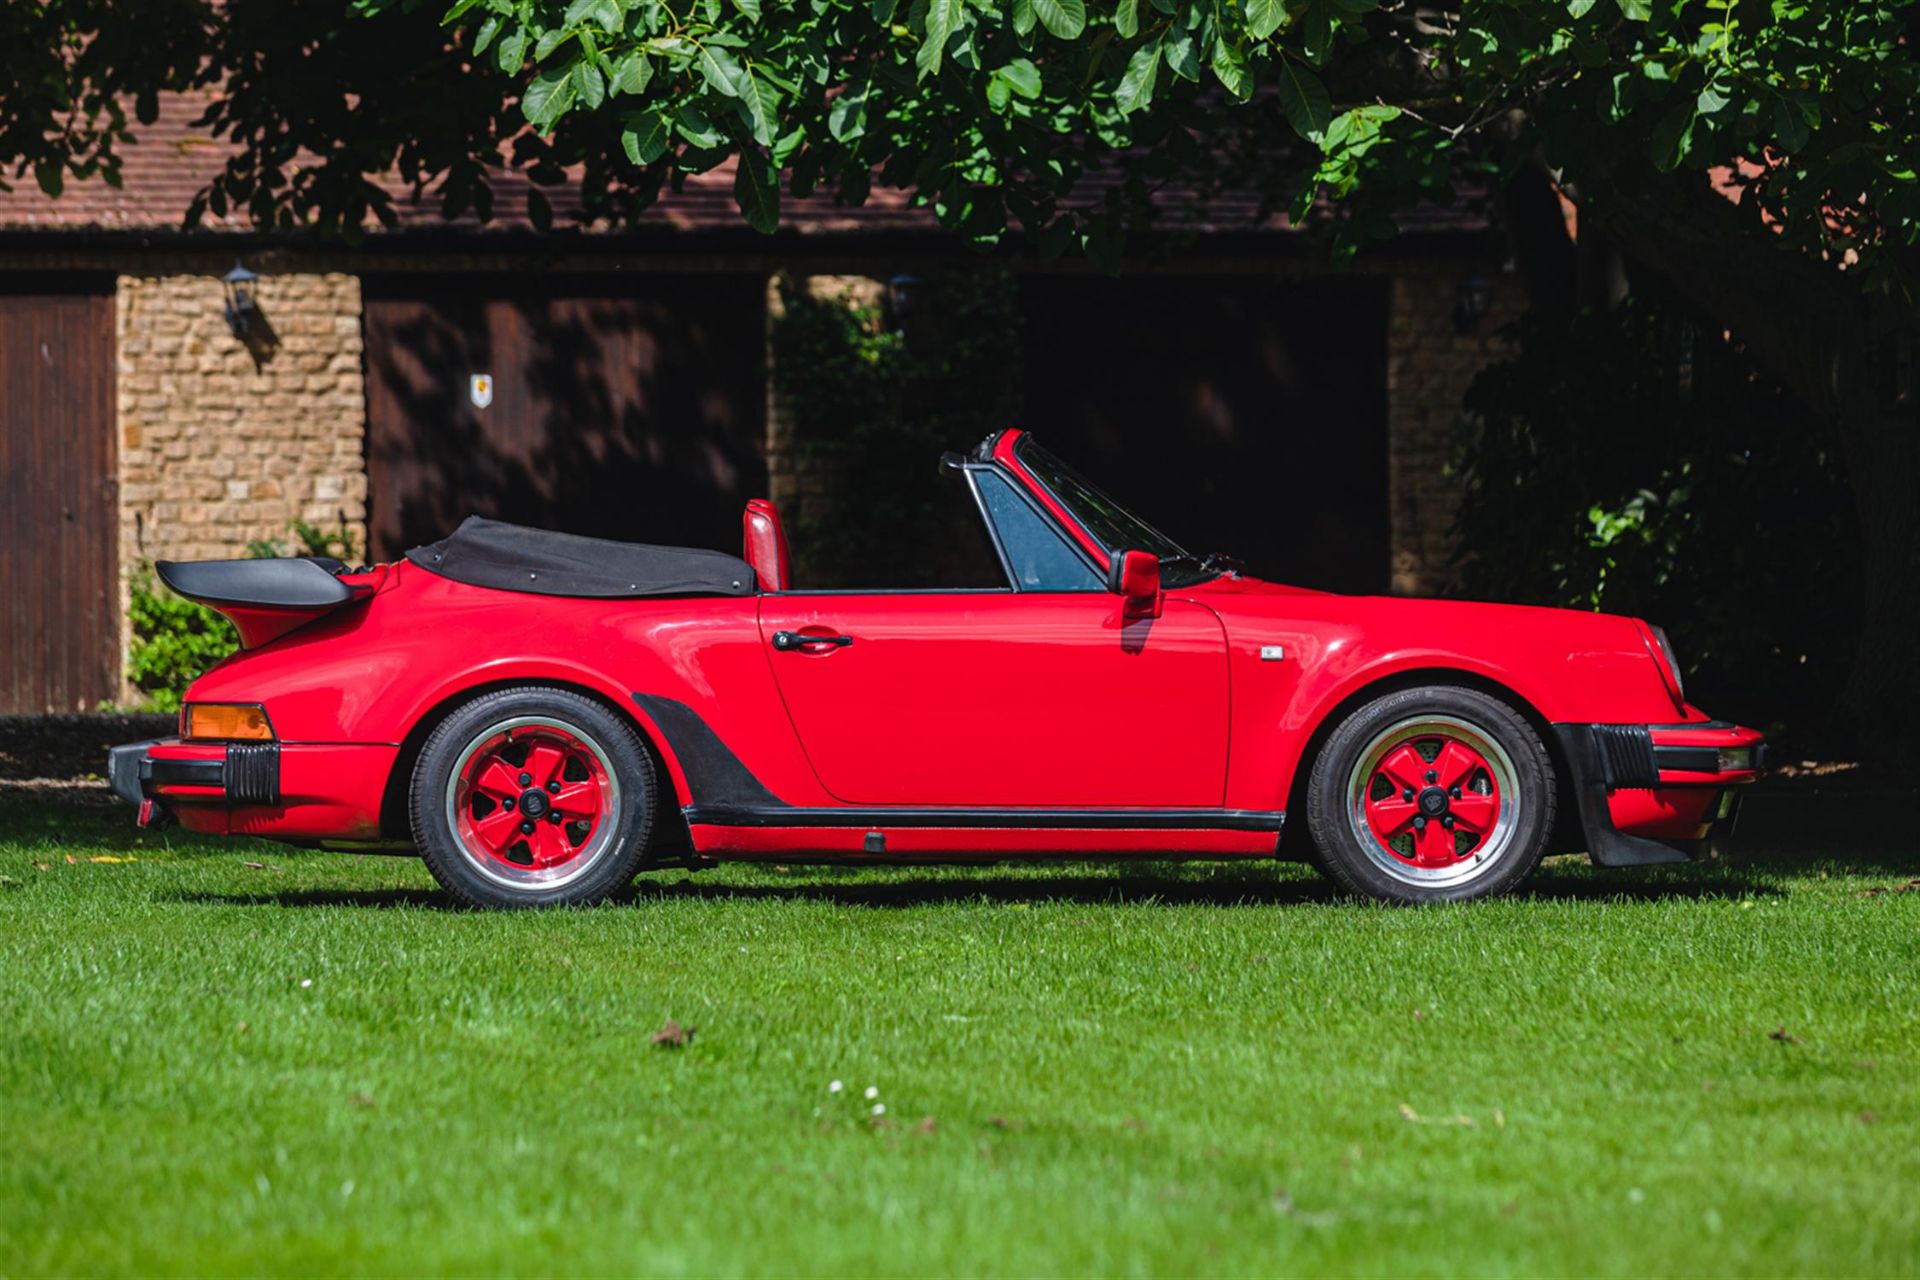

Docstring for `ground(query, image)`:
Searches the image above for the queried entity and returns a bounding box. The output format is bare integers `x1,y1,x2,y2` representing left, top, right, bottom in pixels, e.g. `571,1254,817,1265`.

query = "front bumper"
107,737,394,841
1553,720,1766,867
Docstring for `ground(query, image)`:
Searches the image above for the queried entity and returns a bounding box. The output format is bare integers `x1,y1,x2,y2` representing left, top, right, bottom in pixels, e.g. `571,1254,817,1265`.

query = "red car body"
111,429,1763,897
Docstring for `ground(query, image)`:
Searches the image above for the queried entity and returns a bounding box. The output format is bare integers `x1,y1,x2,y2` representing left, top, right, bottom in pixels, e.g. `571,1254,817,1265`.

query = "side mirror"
1108,549,1163,620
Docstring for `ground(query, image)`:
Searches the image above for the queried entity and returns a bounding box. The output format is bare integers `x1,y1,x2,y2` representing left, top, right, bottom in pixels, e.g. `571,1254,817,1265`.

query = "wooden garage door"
0,278,118,713
362,274,767,562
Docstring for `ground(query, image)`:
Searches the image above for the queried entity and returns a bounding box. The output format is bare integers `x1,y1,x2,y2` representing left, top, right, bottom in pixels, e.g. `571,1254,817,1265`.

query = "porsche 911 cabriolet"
110,430,1764,908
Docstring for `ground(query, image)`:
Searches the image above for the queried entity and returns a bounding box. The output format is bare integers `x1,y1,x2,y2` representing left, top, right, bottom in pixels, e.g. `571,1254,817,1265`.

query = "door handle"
772,630,855,652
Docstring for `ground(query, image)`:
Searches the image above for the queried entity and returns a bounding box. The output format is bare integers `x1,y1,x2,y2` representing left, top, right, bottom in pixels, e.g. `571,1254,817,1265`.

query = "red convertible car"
110,430,1763,908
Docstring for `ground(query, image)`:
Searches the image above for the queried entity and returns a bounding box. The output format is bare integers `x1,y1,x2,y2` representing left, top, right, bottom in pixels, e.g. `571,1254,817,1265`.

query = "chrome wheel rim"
443,715,622,892
1344,714,1520,890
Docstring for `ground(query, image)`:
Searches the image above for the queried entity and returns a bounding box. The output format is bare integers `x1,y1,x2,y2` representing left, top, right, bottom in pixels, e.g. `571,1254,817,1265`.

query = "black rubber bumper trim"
1554,724,1700,867
104,739,282,807
684,804,1287,831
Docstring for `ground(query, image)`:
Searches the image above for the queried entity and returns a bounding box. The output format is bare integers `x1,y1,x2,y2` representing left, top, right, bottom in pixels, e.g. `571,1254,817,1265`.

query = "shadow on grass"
163,865,1784,912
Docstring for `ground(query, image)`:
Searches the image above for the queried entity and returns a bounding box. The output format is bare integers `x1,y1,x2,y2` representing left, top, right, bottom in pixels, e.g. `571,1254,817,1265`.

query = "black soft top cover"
406,517,756,598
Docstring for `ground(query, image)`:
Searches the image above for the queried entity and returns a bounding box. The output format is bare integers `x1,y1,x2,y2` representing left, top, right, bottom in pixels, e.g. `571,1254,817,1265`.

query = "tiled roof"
0,89,1482,238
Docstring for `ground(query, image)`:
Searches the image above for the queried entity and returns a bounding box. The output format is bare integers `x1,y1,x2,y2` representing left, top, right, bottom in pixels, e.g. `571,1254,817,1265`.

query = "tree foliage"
5,3,1913,285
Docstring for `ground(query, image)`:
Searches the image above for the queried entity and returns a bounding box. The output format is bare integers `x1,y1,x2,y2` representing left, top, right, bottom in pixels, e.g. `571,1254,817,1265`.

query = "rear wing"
155,557,376,649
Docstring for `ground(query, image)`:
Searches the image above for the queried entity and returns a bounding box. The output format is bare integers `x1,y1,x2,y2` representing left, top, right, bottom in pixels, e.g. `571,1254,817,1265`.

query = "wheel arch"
1277,666,1580,858
377,676,692,853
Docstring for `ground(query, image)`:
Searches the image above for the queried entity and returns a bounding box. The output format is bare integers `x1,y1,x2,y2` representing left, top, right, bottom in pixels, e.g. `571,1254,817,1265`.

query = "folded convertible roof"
406,516,757,599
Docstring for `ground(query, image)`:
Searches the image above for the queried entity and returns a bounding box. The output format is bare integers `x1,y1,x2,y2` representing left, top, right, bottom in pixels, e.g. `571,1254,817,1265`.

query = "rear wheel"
410,687,656,909
1304,685,1554,904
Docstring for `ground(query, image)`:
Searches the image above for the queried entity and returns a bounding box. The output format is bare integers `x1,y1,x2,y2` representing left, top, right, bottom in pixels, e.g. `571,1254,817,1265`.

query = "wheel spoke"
523,741,567,788
1450,791,1498,832
550,781,599,820
1378,745,1429,793
1433,741,1482,790
1367,795,1418,838
471,807,525,854
1411,816,1458,867
473,759,523,801
527,822,572,868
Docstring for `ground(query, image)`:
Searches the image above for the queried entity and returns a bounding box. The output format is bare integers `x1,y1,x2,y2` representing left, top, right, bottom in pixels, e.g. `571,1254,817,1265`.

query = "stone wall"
116,272,368,572
1384,269,1527,596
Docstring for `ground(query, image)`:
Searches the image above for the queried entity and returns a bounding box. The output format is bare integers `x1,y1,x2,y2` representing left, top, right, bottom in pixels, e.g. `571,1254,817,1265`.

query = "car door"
756,469,1230,808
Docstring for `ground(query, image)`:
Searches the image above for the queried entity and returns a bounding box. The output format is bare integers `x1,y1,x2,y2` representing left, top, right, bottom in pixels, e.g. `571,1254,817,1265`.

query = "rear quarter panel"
185,563,832,809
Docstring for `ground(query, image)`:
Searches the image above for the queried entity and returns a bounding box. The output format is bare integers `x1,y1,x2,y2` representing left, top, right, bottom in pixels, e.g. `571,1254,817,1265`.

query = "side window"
974,470,1103,591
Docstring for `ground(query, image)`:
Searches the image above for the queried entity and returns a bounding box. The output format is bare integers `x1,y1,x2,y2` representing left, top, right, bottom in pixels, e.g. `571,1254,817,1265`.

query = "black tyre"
410,686,657,909
1304,685,1554,904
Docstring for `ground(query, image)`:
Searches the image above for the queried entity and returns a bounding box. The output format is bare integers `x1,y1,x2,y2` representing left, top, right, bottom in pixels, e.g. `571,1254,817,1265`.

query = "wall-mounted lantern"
1452,273,1492,336
222,262,261,340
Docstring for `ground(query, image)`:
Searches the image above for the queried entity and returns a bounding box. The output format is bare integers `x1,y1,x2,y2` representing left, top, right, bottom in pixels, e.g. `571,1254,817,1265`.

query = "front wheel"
410,686,657,909
1304,685,1555,904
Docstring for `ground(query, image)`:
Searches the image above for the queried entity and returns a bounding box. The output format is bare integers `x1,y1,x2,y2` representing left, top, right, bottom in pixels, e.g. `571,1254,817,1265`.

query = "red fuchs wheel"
412,686,656,908
447,717,621,890
1306,685,1554,903
1349,717,1514,884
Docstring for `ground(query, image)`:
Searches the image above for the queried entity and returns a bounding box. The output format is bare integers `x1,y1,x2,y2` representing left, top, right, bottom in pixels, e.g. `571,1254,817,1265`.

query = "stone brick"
115,271,367,694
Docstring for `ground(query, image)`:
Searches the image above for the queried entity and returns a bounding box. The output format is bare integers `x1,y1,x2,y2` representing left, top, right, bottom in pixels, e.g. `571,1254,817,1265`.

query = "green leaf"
1275,61,1331,139
443,0,482,24
735,149,780,234
622,110,673,163
734,0,762,19
1647,102,1695,170
496,25,529,72
613,52,653,95
1032,0,1086,39
829,78,869,140
1011,0,1037,37
999,57,1042,99
1772,96,1809,151
1695,81,1730,116
1245,0,1286,41
1114,0,1138,39
471,15,501,55
699,43,744,96
1211,40,1250,99
739,66,779,146
919,0,964,76
675,102,725,147
1115,41,1161,115
534,28,571,61
1616,0,1651,18
522,64,579,130
1567,0,1600,16
574,60,606,110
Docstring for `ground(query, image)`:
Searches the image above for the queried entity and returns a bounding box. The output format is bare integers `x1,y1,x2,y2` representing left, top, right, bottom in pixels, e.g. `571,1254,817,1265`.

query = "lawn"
1,796,1916,1278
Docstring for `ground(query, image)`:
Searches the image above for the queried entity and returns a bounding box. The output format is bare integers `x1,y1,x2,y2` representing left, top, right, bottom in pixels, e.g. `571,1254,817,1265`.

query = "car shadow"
162,867,1782,912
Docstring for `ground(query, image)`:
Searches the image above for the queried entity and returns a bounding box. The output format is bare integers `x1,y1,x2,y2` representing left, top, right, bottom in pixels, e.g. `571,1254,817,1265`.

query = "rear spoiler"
155,557,377,649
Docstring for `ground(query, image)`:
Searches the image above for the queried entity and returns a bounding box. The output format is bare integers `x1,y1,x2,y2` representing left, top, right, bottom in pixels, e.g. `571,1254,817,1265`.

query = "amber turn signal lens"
183,703,274,741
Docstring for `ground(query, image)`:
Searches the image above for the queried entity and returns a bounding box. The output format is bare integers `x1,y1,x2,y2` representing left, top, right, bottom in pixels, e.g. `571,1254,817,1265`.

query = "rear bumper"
107,737,393,841
1552,720,1766,867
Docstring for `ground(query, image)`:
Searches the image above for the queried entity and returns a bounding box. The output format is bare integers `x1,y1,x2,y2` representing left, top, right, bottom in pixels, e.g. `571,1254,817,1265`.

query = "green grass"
1,798,1917,1278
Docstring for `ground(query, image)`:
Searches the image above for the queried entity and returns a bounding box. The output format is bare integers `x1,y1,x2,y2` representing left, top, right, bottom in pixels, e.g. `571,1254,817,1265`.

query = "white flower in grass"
299,979,313,989
864,1085,879,1100
871,1103,886,1117
829,1080,844,1094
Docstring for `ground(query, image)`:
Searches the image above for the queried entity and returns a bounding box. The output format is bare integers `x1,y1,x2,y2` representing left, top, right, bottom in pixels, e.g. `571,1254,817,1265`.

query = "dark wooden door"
0,279,118,713
1020,275,1390,593
362,274,767,561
